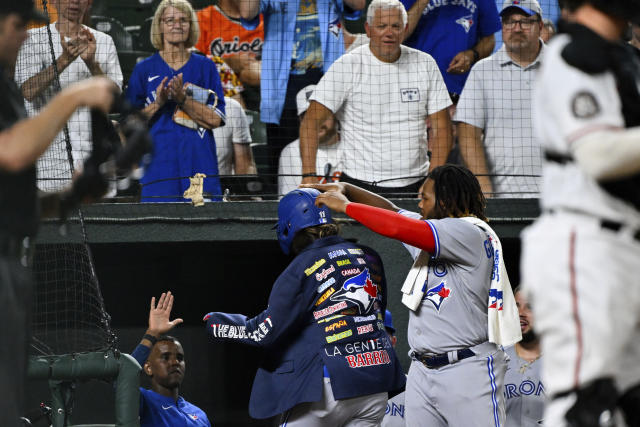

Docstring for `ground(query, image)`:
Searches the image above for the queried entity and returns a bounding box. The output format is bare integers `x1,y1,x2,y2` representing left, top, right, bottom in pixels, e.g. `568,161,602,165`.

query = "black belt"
413,348,475,369
546,209,640,243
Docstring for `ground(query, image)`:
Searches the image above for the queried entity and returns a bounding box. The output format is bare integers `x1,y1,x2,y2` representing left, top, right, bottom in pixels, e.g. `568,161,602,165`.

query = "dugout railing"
27,351,141,427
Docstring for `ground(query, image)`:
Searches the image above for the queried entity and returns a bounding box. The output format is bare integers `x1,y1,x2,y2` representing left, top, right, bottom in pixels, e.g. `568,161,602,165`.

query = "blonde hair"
150,0,200,50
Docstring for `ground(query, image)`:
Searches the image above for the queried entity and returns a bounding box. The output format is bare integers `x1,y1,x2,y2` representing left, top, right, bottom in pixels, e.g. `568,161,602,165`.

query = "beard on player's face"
521,328,538,344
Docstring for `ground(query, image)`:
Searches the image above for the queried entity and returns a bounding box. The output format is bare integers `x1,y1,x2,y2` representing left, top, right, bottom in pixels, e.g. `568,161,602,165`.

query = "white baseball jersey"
534,34,640,226
15,24,123,192
522,26,640,427
503,345,544,427
277,138,342,196
311,45,451,187
213,97,252,175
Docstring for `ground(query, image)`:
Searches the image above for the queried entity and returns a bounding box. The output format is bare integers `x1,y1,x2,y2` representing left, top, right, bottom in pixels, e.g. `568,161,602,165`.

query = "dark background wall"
26,235,522,426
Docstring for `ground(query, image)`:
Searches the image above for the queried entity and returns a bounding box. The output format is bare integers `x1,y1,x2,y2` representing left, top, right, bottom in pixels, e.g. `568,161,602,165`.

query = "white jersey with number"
534,34,640,226
311,45,451,187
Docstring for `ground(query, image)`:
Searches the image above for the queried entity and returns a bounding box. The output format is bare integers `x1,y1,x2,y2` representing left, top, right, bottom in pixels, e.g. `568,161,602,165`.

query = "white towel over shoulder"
400,250,430,311
462,217,521,346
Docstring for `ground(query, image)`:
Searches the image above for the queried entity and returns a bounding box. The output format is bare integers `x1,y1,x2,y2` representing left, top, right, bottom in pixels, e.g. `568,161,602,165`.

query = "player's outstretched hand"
315,190,350,213
300,182,346,195
148,291,183,336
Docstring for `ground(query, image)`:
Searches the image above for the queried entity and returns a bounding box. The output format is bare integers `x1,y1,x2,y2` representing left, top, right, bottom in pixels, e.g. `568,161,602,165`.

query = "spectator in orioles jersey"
196,0,263,108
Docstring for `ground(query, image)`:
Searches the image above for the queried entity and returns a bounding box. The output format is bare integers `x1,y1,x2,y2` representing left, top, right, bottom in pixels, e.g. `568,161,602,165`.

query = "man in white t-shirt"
300,0,452,195
213,97,256,176
14,0,122,193
278,84,342,197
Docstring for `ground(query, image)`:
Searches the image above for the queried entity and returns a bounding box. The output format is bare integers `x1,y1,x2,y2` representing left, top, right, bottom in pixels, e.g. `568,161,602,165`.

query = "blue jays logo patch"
423,282,451,311
455,15,474,33
489,289,503,311
330,268,378,314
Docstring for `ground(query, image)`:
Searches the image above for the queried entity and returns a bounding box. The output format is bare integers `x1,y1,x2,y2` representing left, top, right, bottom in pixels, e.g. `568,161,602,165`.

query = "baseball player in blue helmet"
275,188,333,255
203,188,405,425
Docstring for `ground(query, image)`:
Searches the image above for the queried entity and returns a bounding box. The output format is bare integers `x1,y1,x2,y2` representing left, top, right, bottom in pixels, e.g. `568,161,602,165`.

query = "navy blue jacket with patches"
204,235,406,419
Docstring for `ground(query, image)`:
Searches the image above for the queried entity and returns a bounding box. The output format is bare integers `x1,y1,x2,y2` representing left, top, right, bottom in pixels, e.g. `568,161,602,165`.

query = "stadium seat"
135,17,155,52
91,16,134,51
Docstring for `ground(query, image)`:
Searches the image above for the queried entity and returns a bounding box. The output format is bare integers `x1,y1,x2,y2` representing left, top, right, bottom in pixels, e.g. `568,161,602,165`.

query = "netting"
24,0,115,355
20,0,563,206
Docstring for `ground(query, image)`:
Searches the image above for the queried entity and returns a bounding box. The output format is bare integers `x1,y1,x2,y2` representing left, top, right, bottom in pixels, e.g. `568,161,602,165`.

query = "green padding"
29,351,141,427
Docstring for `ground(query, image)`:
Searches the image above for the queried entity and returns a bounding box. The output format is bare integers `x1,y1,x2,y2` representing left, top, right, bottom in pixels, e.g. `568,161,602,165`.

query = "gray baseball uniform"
381,391,405,427
503,345,545,427
399,210,508,427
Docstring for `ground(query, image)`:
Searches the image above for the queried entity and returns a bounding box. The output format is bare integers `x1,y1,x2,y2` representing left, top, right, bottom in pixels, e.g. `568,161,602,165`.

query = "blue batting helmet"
384,309,396,334
276,188,333,255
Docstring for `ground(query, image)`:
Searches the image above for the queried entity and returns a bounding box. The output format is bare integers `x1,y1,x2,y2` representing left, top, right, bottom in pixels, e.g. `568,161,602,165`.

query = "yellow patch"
305,259,326,276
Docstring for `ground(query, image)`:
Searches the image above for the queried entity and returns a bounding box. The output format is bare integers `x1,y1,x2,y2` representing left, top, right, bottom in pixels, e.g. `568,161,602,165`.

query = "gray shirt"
504,345,545,427
455,44,544,198
400,211,493,354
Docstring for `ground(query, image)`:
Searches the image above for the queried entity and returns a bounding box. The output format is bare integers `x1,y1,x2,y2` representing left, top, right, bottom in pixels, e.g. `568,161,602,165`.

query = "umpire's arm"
0,77,116,172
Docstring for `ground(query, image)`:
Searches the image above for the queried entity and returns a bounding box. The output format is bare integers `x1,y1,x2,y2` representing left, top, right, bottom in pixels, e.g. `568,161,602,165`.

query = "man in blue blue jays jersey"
203,188,405,425
401,0,501,98
131,292,210,427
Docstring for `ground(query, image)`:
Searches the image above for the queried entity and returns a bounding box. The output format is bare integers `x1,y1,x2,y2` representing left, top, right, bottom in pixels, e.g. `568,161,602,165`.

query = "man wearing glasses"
454,0,544,198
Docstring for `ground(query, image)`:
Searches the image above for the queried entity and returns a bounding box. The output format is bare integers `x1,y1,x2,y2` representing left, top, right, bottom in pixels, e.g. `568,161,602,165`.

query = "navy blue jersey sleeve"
205,265,307,348
131,343,151,366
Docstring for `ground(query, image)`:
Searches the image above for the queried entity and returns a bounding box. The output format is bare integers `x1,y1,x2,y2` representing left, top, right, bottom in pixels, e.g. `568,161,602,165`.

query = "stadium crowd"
14,0,570,201
4,0,640,426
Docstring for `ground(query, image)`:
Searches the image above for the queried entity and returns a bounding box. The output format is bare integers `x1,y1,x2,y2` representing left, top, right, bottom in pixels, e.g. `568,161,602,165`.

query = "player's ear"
144,361,152,376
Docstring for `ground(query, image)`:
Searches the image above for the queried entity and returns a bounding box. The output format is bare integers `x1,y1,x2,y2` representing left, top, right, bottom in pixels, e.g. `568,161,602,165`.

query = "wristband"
143,334,158,345
471,48,480,63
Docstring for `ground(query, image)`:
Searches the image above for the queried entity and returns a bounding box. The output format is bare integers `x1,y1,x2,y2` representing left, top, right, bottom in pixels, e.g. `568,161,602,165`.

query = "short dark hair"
290,223,340,255
155,335,179,346
427,164,487,222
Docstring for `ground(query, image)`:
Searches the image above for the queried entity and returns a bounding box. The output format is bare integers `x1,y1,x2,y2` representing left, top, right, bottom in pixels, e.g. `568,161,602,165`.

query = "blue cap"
384,309,395,334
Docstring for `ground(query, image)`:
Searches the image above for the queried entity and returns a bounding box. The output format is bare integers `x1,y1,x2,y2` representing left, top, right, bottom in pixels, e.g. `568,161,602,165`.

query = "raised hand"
60,35,84,62
168,73,186,105
300,182,347,195
79,27,97,65
148,291,184,336
314,190,350,213
154,76,169,107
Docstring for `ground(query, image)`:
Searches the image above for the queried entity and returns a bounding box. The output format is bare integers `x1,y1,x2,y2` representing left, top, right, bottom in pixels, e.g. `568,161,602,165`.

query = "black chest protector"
560,21,640,211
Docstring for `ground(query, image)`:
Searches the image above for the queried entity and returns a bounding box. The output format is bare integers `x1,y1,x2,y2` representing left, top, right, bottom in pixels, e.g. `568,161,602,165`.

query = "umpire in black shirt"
0,1,118,425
